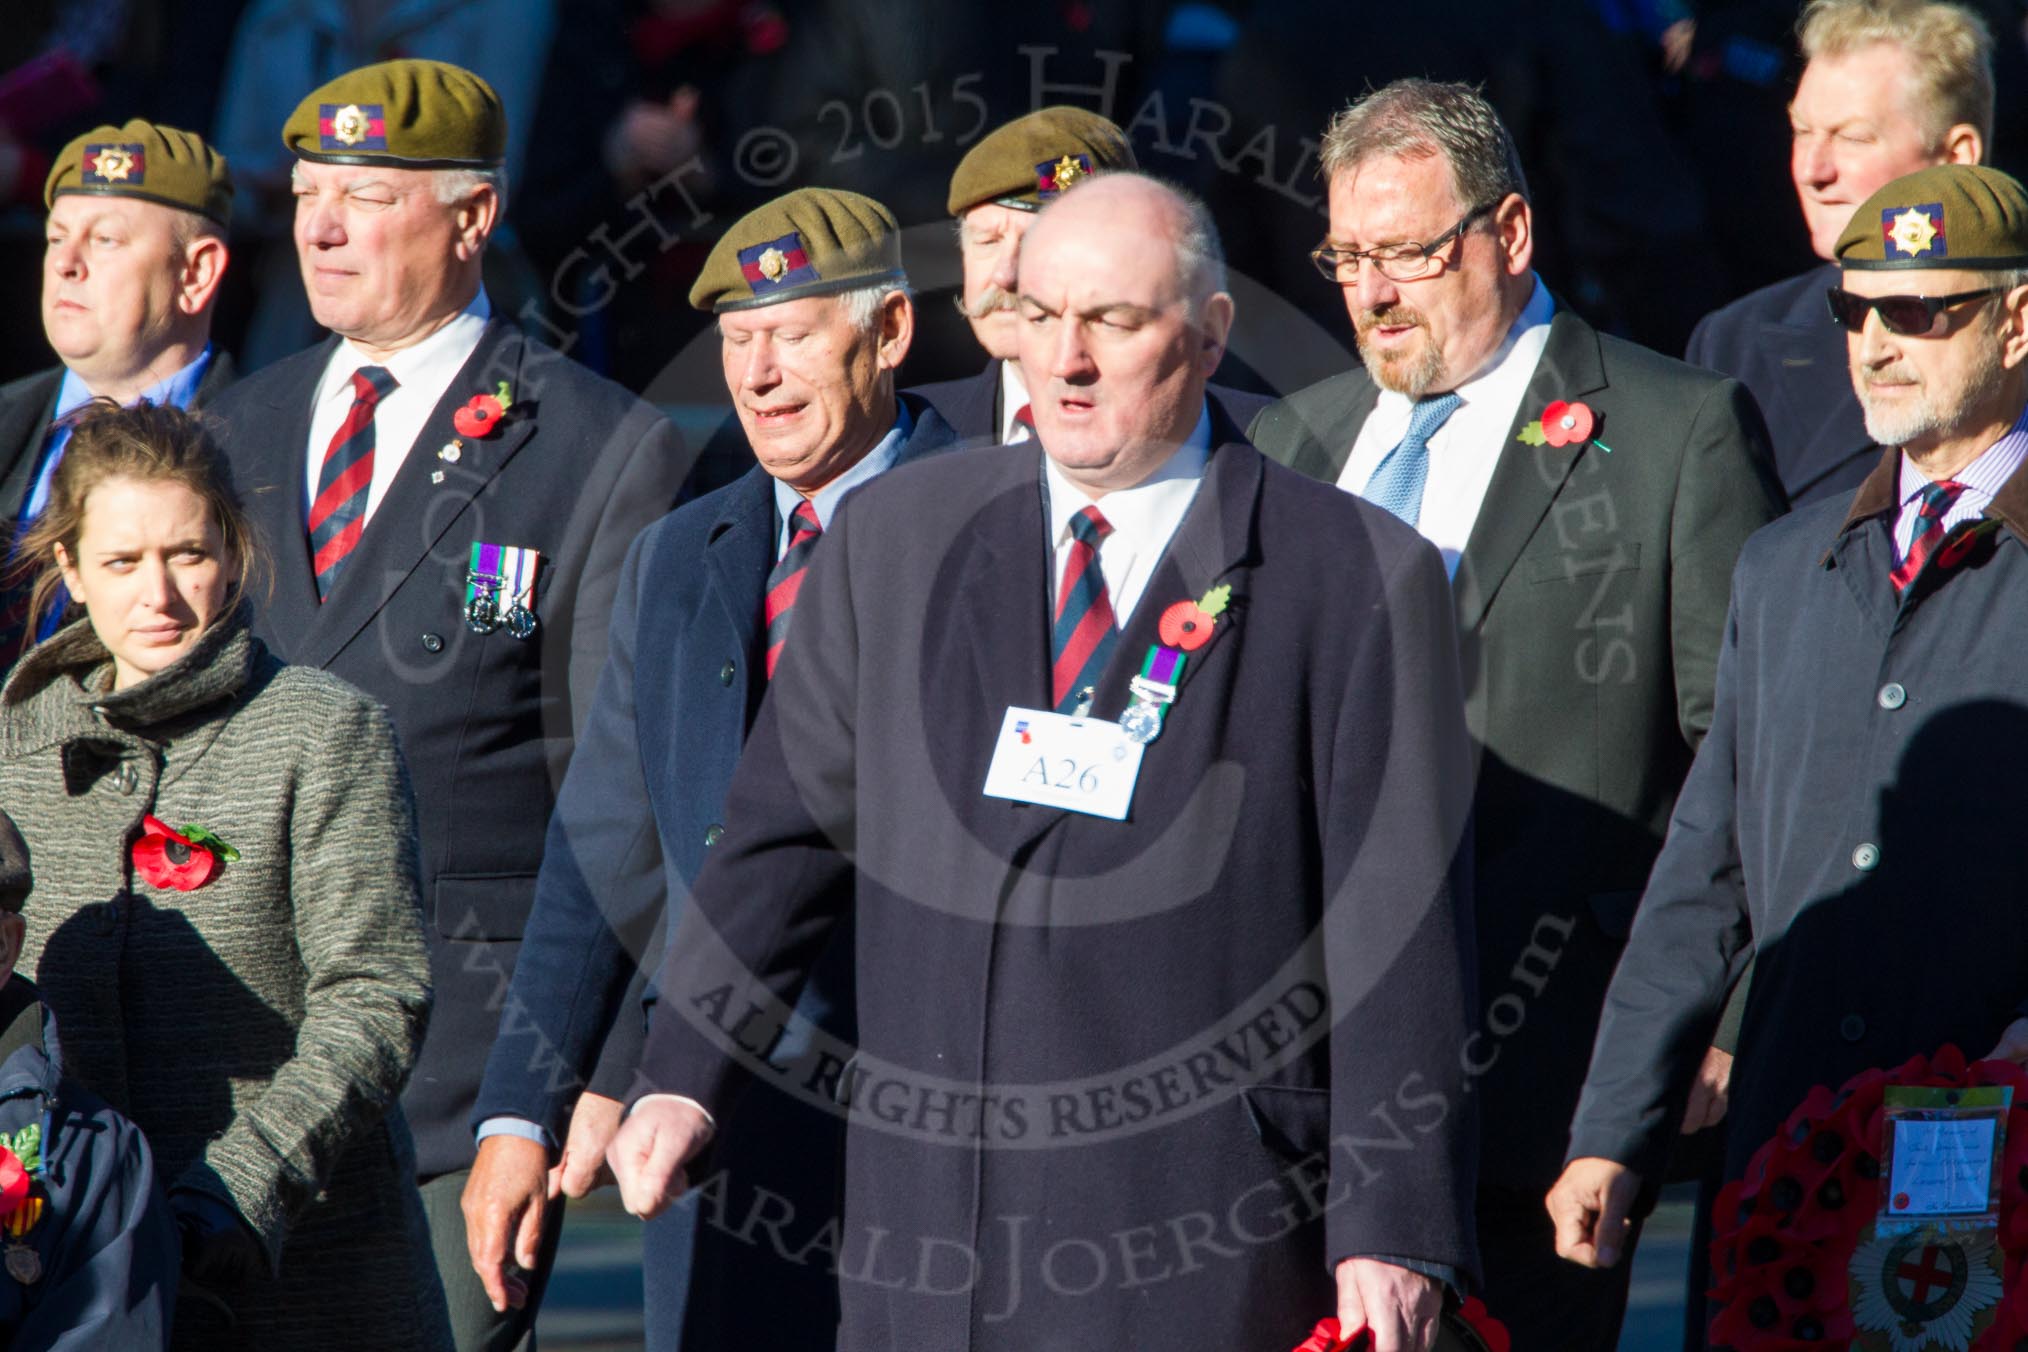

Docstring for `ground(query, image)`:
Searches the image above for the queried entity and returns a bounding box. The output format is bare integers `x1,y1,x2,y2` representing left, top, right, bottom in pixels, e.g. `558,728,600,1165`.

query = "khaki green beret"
283,59,505,169
946,106,1136,216
689,187,907,313
45,119,233,228
1836,163,2028,270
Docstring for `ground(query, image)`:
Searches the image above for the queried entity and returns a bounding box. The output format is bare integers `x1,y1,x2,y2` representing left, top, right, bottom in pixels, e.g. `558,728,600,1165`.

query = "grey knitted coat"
0,606,452,1350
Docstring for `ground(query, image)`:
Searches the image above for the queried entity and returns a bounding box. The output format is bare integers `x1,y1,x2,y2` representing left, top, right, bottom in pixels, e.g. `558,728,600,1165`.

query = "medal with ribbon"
1120,585,1230,745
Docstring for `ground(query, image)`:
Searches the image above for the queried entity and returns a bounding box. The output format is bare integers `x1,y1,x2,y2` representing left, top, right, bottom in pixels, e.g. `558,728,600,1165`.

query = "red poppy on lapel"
132,815,238,891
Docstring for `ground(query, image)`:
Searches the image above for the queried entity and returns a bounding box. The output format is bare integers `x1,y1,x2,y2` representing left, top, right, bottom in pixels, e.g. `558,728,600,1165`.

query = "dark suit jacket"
908,358,1272,446
209,317,688,1177
1249,309,1785,1188
1572,451,2028,1183
0,354,239,530
640,422,1480,1350
474,393,956,1349
1686,262,1875,506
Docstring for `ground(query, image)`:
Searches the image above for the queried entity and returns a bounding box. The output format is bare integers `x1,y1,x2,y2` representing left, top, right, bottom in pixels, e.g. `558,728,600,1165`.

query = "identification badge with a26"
981,707,1144,820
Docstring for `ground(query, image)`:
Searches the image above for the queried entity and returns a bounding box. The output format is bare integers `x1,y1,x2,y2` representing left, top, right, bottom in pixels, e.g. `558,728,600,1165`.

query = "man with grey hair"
207,57,688,1349
1250,78,1783,1350
468,186,957,1351
1688,0,1991,504
611,169,1478,1352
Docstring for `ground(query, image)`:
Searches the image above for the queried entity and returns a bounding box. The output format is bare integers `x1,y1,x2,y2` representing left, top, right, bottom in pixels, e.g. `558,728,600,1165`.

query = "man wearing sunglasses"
1687,0,1990,505
1248,78,1784,1352
1553,161,2028,1334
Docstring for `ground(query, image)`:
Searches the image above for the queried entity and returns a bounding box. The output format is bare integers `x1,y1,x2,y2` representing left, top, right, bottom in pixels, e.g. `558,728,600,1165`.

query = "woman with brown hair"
0,399,451,1349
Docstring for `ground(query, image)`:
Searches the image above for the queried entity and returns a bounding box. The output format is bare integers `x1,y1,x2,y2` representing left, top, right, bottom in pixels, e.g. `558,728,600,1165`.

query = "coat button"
1851,842,1880,871
113,763,137,795
704,824,725,847
1840,1014,1866,1043
422,632,445,653
1877,682,1906,710
720,660,736,686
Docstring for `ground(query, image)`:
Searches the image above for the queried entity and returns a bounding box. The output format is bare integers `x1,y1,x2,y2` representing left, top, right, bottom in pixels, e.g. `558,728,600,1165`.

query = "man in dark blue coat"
611,173,1478,1352
1552,166,2028,1323
1685,0,1990,504
205,59,689,1348
466,187,956,1349
906,107,1269,444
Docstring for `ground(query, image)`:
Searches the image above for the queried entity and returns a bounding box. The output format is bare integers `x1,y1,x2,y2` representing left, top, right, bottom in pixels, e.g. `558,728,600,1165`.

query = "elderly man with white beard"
1553,164,2028,1347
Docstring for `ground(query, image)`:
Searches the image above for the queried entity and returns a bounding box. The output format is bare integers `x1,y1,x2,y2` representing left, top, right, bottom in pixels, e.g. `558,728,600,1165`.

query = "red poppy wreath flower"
1540,399,1596,448
131,815,238,891
1291,1316,1348,1352
0,1145,29,1218
1457,1297,1512,1352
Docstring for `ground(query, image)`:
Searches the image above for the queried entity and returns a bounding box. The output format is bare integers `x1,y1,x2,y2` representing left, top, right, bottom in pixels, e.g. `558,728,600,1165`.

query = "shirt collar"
55,345,215,418
772,399,913,537
999,360,1030,439
337,287,492,392
1044,401,1213,546
1893,400,2028,508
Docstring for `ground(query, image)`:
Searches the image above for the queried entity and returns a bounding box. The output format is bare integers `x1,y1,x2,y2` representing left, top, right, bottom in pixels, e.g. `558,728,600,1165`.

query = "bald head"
1014,173,1235,494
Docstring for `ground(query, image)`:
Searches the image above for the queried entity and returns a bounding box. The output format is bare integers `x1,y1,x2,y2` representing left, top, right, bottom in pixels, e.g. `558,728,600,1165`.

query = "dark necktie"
1051,505,1117,713
309,366,397,600
764,500,822,677
1892,479,1967,593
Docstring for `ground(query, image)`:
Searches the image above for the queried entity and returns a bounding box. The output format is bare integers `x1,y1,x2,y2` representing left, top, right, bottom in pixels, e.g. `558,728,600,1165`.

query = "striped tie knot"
764,500,823,678
1892,477,1969,593
1051,505,1117,713
309,364,400,601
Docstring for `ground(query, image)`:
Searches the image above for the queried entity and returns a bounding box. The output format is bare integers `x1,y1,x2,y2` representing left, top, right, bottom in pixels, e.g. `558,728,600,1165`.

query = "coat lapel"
1453,309,1607,633
238,342,335,649
1287,375,1378,485
0,372,61,525
298,320,539,667
705,466,776,670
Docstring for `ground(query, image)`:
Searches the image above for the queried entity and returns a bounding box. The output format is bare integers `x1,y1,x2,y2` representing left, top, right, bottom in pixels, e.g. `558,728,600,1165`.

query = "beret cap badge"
757,246,789,282
1884,204,1945,260
82,144,143,185
320,102,388,152
1037,153,1092,200
736,231,818,294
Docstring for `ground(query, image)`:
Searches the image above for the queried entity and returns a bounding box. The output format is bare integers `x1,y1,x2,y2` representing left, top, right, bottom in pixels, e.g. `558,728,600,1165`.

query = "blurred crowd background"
7,0,2028,436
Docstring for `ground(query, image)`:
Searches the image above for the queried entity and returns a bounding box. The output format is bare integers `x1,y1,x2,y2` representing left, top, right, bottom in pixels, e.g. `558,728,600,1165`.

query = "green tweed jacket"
0,606,451,1350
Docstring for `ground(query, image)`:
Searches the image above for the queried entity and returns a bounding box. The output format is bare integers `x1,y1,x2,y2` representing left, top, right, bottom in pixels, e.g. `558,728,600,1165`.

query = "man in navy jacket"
467,187,955,1349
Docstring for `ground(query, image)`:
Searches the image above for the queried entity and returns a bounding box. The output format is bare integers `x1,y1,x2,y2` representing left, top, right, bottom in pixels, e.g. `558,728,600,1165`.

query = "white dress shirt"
1043,403,1212,625
1000,360,1034,445
304,289,493,526
1339,278,1556,575
771,402,910,555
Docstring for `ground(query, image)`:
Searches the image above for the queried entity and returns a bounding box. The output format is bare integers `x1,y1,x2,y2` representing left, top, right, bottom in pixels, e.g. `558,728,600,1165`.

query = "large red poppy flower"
131,815,219,891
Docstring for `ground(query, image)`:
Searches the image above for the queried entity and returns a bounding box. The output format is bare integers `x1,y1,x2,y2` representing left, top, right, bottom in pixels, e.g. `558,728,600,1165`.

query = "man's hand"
463,1135,551,1313
607,1097,713,1219
1680,1045,1734,1133
554,1091,625,1198
1987,1017,2028,1066
1547,1158,1642,1268
1333,1258,1443,1352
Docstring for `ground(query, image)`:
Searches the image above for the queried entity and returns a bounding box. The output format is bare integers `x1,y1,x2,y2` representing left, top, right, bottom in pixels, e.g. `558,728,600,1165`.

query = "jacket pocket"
435,873,537,941
1243,1083,1331,1162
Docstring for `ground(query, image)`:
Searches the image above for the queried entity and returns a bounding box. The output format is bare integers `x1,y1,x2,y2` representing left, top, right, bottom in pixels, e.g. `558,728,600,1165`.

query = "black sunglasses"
1826,286,2005,336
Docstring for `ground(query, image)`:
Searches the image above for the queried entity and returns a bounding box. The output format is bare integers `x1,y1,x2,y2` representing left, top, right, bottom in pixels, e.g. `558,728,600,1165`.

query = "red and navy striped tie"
1892,478,1967,593
764,500,822,678
1051,505,1117,713
309,366,397,600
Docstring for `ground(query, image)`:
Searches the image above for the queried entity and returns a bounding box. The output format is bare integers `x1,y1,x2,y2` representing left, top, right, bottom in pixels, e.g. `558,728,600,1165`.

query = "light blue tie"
1363,392,1462,527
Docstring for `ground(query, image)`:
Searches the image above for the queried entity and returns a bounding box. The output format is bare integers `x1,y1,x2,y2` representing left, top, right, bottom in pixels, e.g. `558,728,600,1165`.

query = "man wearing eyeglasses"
1552,161,2028,1332
1249,78,1784,1352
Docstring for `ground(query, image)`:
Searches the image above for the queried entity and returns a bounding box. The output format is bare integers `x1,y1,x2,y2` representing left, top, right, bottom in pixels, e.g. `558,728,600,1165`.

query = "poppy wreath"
1708,1045,2028,1351
1291,1298,1512,1352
